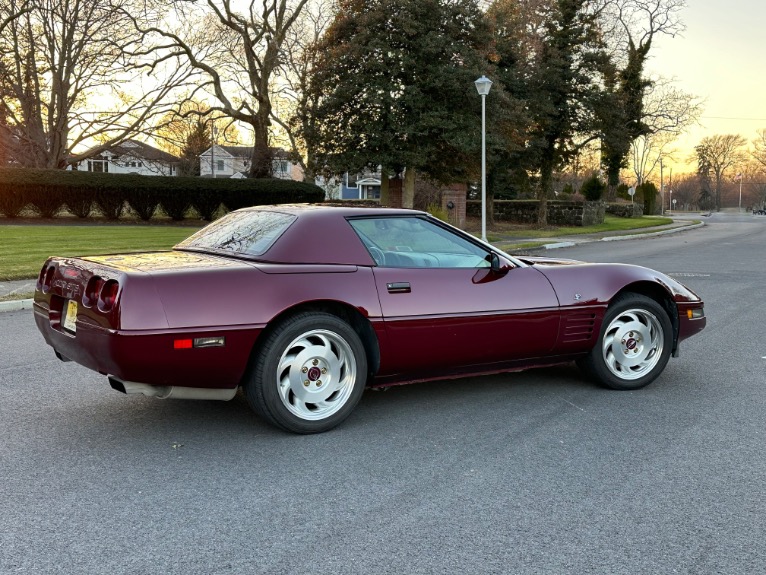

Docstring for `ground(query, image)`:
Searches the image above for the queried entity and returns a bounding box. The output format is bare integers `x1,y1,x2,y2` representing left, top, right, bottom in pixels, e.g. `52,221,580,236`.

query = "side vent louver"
562,312,596,343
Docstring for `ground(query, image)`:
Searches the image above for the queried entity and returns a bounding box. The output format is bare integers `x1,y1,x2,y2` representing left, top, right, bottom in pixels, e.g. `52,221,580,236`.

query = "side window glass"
349,217,490,269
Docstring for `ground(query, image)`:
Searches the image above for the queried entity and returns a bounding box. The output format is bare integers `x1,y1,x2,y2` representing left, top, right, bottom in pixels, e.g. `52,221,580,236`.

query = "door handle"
386,282,411,294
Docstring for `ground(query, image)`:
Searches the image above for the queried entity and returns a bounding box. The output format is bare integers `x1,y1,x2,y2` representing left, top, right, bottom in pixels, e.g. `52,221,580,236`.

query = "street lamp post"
475,75,492,243
659,157,664,216
739,176,743,212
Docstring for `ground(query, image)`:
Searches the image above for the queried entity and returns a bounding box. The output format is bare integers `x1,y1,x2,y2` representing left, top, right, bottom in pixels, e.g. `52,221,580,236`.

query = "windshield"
174,210,296,257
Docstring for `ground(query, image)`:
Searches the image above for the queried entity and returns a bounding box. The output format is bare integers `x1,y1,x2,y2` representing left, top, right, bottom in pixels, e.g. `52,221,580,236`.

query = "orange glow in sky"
648,0,766,171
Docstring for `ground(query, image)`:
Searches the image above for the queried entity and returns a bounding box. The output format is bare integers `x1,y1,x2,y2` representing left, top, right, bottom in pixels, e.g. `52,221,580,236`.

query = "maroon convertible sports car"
34,205,706,433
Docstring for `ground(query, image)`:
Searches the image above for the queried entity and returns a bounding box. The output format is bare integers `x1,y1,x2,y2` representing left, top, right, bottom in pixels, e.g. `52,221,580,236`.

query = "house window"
87,158,109,173
217,159,225,171
274,160,288,175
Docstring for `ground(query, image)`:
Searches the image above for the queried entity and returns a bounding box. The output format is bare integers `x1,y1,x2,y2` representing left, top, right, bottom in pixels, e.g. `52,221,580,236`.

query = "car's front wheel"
244,312,367,433
578,293,673,390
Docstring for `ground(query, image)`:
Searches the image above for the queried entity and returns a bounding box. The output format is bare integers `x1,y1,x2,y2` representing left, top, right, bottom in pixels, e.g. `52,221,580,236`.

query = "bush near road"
0,168,325,220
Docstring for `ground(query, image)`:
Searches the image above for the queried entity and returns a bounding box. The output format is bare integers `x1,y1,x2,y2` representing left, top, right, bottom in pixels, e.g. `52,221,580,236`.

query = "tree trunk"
403,167,415,209
538,154,553,226
380,166,389,205
606,165,620,201
249,111,273,178
486,169,496,227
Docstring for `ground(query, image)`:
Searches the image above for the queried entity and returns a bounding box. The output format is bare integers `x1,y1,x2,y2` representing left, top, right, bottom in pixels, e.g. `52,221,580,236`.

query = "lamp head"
474,75,492,96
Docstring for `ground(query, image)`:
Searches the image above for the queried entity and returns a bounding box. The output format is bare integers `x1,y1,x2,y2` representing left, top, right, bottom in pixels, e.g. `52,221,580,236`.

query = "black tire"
577,293,673,391
244,312,368,433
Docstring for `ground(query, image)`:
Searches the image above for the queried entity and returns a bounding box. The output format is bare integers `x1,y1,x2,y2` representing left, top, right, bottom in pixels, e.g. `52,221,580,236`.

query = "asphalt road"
2,212,764,574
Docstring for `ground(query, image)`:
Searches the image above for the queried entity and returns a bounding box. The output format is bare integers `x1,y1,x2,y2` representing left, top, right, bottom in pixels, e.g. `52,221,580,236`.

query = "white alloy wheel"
276,329,357,420
601,308,664,381
244,312,368,433
577,293,673,391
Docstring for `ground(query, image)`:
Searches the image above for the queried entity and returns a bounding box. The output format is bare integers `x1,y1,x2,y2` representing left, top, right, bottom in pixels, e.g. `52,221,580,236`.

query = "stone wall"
605,202,643,218
466,200,605,226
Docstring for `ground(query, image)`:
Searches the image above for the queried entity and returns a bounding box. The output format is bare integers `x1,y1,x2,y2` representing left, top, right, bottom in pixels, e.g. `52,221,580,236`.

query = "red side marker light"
174,339,193,349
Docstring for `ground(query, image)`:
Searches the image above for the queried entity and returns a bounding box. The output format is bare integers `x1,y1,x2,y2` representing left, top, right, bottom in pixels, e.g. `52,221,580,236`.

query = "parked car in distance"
33,205,706,433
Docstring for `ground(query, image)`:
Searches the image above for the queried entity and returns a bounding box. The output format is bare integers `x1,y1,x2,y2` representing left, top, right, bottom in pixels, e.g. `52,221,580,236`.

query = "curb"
536,221,704,250
0,299,34,313
541,241,576,250
598,221,705,242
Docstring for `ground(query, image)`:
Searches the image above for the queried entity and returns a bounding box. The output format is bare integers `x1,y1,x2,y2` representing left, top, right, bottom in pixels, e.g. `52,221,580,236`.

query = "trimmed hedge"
0,168,325,220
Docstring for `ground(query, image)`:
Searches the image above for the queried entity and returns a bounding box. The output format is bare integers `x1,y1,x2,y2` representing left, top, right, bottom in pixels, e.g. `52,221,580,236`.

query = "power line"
701,116,766,121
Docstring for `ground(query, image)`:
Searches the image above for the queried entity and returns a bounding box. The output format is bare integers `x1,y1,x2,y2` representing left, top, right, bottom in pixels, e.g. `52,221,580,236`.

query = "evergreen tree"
308,0,494,208
492,0,606,225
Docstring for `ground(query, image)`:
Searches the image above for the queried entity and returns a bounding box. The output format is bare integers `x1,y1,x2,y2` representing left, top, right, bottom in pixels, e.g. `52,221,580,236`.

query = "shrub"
0,168,325,221
580,175,606,201
0,186,27,218
66,188,94,218
125,179,161,221
426,204,448,222
637,182,658,215
26,184,66,218
157,189,192,221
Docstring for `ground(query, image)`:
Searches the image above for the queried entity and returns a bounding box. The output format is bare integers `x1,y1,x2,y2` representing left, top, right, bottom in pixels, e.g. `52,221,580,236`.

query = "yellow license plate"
62,300,78,333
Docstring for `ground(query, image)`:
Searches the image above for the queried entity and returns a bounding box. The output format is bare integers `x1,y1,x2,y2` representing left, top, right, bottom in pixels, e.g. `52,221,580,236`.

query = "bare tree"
736,157,766,211
596,0,687,197
125,0,312,178
669,172,700,211
629,78,701,183
694,134,747,211
0,0,195,168
269,0,335,182
752,128,766,170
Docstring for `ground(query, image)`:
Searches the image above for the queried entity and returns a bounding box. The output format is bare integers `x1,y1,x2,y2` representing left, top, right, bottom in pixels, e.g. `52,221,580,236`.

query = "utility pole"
659,157,664,216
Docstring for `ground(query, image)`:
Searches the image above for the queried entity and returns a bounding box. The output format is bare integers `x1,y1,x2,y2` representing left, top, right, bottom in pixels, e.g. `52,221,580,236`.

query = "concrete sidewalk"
0,279,36,312
0,217,705,313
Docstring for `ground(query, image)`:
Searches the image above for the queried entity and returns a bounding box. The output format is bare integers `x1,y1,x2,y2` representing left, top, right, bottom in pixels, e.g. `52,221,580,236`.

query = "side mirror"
490,252,513,275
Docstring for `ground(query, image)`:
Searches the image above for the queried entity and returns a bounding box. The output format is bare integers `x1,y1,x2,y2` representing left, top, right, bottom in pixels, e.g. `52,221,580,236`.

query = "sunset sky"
647,0,766,171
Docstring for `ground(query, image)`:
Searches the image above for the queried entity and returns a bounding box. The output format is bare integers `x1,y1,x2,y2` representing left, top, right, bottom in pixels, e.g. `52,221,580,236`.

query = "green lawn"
0,224,201,281
486,215,675,241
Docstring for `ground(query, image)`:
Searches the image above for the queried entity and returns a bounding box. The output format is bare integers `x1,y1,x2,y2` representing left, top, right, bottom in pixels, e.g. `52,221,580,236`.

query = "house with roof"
339,169,381,200
199,146,303,180
73,140,179,176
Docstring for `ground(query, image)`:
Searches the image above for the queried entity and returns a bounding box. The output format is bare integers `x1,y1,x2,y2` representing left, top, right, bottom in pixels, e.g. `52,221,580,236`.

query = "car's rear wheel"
577,293,673,390
244,312,367,433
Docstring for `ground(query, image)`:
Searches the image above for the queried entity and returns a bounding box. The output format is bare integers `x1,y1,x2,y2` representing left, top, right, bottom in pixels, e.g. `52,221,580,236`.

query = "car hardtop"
246,203,429,219
206,204,435,266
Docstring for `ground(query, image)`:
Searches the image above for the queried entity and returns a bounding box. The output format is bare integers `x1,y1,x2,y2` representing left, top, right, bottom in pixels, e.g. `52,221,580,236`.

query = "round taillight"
43,265,56,293
98,280,119,312
37,263,49,291
84,276,105,307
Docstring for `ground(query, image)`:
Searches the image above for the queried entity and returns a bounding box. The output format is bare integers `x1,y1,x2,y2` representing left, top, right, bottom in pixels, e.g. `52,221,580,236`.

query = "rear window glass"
174,210,296,257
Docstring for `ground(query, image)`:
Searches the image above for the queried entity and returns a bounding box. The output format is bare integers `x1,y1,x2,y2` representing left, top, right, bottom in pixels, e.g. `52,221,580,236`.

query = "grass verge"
0,224,201,281
484,216,675,240
0,292,34,302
